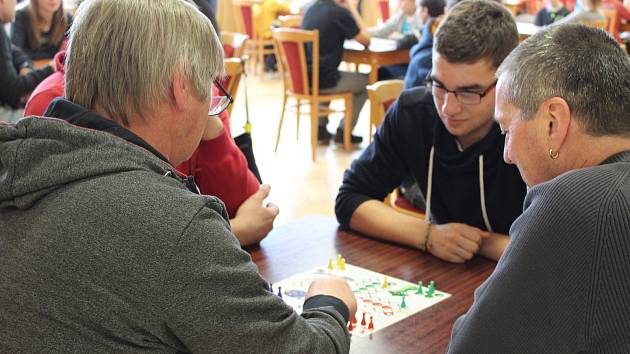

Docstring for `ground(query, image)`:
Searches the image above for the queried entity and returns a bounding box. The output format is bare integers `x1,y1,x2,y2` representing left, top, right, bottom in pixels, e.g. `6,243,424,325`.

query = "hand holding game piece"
305,275,357,319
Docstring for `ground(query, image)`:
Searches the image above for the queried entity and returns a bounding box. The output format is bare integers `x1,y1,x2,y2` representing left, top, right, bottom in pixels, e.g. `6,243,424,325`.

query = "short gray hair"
65,0,223,126
435,0,518,68
497,24,630,137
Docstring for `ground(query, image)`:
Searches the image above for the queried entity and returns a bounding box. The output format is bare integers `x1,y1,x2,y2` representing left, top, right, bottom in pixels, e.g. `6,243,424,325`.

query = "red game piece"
351,315,357,325
368,316,374,331
360,313,367,327
348,321,355,331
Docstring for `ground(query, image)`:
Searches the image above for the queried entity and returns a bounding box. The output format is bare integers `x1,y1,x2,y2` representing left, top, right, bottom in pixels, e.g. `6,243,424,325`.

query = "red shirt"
24,50,66,116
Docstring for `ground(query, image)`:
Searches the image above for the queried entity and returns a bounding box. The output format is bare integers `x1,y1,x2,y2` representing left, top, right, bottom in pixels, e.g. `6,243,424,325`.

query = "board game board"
272,257,451,336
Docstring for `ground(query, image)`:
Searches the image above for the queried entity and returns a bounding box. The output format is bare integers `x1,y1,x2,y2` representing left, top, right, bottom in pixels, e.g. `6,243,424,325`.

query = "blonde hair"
27,0,68,50
65,0,224,126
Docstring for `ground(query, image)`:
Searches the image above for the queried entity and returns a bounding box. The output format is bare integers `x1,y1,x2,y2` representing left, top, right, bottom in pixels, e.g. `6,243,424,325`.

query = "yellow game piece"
337,254,342,268
340,258,346,270
382,276,388,288
328,258,334,271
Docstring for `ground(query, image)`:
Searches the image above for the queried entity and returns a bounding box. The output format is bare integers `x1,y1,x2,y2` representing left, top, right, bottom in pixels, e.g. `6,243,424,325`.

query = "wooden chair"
378,0,390,22
234,0,275,76
366,79,404,143
221,32,249,58
272,28,354,161
277,14,303,28
604,9,618,37
223,57,245,116
386,188,426,219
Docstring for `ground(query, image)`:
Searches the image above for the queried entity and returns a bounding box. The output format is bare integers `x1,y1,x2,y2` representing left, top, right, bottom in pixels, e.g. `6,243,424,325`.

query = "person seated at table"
0,0,53,123
0,0,357,352
10,0,72,60
254,0,290,72
554,0,605,26
336,0,527,263
23,52,278,246
302,0,370,144
448,23,630,352
369,0,422,40
403,0,445,88
534,0,570,26
602,0,630,43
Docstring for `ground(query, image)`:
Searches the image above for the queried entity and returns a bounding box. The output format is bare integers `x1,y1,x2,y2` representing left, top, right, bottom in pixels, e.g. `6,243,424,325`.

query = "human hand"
306,275,358,320
201,115,224,141
230,184,280,246
427,223,491,263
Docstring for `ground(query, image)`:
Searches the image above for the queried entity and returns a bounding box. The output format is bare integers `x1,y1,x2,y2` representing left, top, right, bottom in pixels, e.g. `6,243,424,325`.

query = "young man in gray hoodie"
0,0,356,352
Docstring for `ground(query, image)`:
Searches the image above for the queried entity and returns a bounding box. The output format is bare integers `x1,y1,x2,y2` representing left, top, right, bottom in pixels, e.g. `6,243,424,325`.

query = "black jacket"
336,87,526,234
0,28,52,108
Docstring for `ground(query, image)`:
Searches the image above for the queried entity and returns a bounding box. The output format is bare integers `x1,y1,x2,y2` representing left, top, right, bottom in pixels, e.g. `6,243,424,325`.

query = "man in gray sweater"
0,0,356,352
448,24,630,352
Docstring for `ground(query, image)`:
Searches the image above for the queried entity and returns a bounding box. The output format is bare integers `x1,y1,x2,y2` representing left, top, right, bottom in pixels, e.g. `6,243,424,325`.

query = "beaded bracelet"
423,222,432,252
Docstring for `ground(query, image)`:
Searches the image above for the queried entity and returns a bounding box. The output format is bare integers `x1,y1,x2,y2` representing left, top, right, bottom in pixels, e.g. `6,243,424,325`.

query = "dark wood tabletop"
247,215,496,354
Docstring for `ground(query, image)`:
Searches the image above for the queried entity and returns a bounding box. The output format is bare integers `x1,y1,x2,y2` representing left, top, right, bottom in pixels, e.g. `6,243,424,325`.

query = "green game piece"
426,280,435,298
401,296,407,309
389,285,416,296
415,281,423,295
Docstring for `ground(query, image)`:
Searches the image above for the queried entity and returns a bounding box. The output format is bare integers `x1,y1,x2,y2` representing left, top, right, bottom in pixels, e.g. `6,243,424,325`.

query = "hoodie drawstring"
424,147,493,232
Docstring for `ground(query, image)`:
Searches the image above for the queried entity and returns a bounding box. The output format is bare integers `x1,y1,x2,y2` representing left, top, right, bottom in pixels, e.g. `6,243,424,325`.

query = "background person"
10,0,72,60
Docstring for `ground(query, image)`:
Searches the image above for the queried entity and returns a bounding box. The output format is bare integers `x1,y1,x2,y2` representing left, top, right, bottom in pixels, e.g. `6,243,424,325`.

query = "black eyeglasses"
426,75,497,106
208,79,234,116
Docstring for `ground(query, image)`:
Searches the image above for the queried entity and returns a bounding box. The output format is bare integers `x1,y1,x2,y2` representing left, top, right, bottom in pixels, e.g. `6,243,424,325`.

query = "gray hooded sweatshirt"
0,115,350,353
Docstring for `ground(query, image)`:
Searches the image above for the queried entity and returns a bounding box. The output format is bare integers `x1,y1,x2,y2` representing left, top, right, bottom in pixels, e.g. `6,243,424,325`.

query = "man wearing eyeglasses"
0,0,356,352
335,0,527,263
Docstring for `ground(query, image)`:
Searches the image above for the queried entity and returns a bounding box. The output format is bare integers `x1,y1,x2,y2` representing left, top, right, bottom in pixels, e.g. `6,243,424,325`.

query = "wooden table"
247,215,496,354
343,38,410,84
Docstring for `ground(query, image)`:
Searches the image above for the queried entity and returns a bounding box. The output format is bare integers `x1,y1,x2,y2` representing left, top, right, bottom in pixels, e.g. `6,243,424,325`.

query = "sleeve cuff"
303,294,350,324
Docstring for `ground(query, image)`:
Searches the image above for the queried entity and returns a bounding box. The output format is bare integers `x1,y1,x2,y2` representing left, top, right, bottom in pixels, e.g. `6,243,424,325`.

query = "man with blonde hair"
0,0,356,352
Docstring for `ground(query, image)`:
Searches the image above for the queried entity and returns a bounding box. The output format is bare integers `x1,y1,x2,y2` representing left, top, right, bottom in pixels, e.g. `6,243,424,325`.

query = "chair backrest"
272,28,319,97
221,32,249,58
603,8,618,36
378,0,390,22
223,57,245,116
277,14,303,28
578,17,608,31
367,80,404,129
234,0,263,40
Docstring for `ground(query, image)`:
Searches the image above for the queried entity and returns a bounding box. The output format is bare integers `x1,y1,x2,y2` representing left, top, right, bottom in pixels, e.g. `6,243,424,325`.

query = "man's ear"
542,97,571,151
171,71,187,113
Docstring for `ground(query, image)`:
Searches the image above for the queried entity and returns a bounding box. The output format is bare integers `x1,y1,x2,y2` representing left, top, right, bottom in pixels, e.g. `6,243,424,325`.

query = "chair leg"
296,99,301,141
258,41,264,77
310,100,318,162
344,95,353,151
275,94,288,153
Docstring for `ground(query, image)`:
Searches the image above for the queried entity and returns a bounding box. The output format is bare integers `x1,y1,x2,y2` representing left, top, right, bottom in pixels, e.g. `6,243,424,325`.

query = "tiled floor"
229,71,370,225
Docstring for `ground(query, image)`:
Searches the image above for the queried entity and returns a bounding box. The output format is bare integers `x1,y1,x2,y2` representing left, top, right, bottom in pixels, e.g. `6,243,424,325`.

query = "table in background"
247,215,496,354
517,22,540,42
343,38,410,84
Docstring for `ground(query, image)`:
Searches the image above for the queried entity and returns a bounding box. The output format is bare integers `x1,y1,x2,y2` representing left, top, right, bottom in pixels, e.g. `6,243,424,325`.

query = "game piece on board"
340,258,346,270
401,295,407,309
337,254,342,268
278,286,283,298
368,316,374,331
351,315,357,325
415,281,423,295
382,276,388,289
361,312,367,327
427,280,435,297
348,321,355,331
389,285,416,296
328,258,334,271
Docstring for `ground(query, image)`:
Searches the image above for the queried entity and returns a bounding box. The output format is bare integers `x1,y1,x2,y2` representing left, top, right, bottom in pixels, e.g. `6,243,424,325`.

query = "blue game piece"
277,286,283,298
